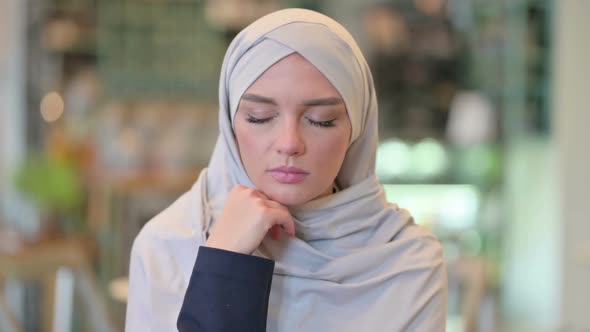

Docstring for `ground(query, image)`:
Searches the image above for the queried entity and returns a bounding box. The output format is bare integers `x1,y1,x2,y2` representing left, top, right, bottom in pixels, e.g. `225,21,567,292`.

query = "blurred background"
0,0,588,331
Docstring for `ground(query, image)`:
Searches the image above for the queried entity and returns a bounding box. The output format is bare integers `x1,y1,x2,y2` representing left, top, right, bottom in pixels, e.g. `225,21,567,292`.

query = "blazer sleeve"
177,246,275,332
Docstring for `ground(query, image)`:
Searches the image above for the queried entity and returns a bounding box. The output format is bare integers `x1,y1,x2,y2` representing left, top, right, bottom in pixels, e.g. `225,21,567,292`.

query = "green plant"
13,153,84,232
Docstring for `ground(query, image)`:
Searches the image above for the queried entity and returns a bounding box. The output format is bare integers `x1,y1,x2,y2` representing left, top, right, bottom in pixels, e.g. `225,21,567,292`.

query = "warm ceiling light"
414,0,446,16
40,92,64,122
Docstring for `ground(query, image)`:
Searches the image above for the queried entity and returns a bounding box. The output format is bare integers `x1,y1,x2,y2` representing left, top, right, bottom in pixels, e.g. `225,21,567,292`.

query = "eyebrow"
241,93,277,105
241,93,344,107
303,97,344,107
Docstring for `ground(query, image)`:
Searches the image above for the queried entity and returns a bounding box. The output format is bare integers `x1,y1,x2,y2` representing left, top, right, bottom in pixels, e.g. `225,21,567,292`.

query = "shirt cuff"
196,246,275,282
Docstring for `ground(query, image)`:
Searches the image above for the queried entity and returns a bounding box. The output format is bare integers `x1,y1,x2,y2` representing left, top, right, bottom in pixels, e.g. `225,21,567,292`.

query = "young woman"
125,8,447,332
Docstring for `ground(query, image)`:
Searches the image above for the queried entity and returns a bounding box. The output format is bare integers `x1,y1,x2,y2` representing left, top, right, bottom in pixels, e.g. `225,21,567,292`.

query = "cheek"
236,127,267,169
309,131,350,169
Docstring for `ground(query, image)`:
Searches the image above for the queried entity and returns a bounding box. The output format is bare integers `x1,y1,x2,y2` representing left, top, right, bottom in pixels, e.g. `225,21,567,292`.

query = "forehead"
243,53,342,99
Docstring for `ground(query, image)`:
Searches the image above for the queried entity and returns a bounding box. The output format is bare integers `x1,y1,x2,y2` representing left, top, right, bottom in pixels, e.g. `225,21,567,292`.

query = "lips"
268,166,309,184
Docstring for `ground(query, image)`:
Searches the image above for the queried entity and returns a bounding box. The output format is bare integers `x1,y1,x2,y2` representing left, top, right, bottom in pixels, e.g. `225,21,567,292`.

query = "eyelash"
246,116,335,128
307,118,335,128
246,115,273,124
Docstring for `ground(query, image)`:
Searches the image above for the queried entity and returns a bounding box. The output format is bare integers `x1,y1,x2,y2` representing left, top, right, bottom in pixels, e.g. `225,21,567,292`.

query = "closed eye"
246,115,274,124
306,117,336,128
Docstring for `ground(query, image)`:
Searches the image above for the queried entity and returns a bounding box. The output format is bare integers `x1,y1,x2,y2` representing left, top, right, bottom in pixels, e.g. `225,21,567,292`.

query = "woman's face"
235,53,352,206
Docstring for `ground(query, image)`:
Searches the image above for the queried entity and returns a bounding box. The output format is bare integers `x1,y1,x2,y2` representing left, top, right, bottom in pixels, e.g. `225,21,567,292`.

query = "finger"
232,184,248,192
251,190,290,215
271,210,296,237
269,224,281,240
251,189,270,200
262,199,290,212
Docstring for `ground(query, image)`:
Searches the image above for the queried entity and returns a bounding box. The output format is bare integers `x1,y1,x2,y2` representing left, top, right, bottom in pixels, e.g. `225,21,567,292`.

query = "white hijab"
203,8,446,331
127,8,446,332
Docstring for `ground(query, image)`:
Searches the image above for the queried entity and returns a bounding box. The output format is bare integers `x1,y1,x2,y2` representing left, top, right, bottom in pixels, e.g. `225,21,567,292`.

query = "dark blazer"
177,246,274,332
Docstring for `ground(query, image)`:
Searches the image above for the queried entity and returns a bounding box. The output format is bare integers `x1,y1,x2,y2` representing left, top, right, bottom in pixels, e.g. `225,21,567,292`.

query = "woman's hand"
204,185,295,255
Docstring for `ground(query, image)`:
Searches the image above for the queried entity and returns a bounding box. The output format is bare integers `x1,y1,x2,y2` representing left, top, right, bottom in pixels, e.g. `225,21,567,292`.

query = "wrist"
204,238,245,255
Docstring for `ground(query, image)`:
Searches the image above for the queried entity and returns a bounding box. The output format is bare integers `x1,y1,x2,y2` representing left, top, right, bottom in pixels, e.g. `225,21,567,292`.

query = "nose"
276,120,305,157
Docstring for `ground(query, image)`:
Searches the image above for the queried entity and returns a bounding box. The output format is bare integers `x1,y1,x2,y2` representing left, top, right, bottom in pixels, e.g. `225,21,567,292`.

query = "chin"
261,185,317,207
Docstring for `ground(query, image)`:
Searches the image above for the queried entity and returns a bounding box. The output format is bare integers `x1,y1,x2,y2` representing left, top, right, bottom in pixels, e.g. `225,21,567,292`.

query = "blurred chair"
448,255,493,332
0,294,22,332
0,238,116,332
